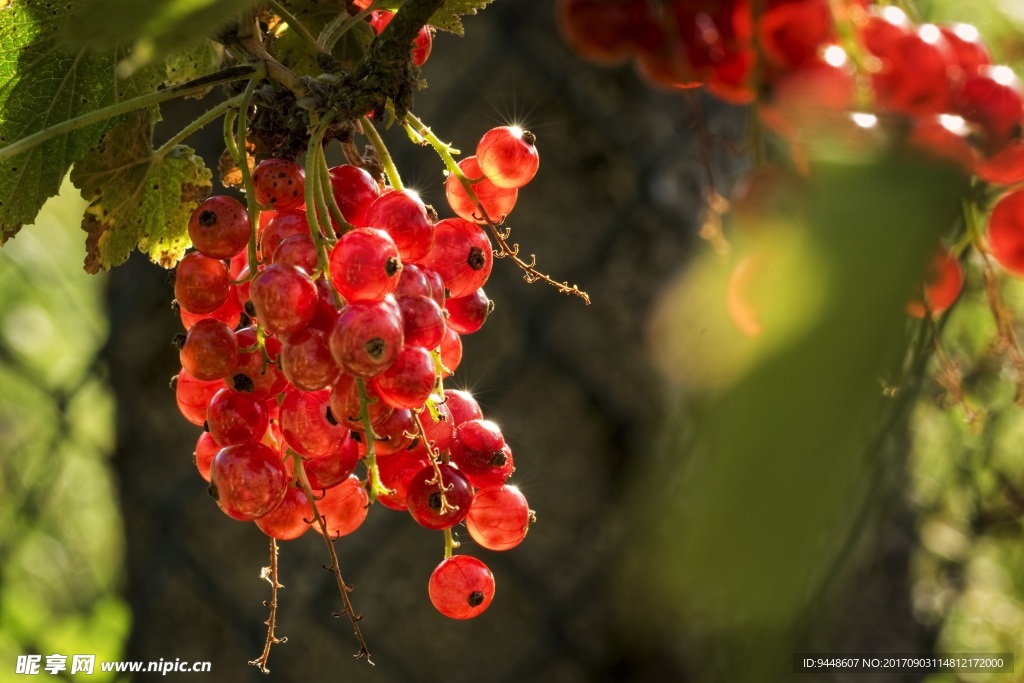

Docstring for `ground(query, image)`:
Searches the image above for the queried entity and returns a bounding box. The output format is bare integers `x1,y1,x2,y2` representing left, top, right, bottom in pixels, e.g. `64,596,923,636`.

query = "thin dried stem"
249,538,287,673
980,251,1024,402
413,411,457,515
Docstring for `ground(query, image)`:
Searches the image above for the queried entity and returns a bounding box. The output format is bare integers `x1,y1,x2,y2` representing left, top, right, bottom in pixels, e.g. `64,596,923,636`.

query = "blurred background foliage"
5,0,1024,681
0,177,128,680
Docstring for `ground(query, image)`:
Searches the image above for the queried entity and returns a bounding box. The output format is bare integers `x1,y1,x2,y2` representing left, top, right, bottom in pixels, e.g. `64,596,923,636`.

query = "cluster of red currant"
169,124,542,621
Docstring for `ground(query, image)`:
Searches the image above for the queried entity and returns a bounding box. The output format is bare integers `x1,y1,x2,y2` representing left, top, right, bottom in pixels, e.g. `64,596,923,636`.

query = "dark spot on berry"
171,332,187,350
198,209,217,227
428,491,442,511
232,374,255,393
521,130,537,146
207,482,219,500
351,430,362,443
468,591,484,607
385,257,400,277
203,420,210,432
491,450,507,467
467,247,486,271
365,337,386,359
325,406,338,425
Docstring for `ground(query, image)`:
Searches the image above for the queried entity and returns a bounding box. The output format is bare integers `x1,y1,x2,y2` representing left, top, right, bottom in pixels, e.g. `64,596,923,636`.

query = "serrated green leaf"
62,0,259,72
373,0,494,35
0,0,164,243
70,112,211,273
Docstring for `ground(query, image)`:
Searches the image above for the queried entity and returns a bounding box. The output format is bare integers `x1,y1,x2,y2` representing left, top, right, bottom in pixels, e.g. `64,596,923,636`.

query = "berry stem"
413,410,456,514
403,112,591,304
236,78,262,278
291,452,373,664
443,528,456,560
361,116,404,191
266,0,327,57
318,6,376,53
248,538,287,674
0,64,266,164
303,116,343,305
155,95,242,157
979,250,1024,402
316,145,355,233
355,378,392,503
234,9,309,99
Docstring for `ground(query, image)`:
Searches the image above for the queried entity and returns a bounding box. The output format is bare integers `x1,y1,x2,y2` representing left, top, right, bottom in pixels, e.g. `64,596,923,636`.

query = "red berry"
175,251,230,315
377,448,431,510
260,210,309,260
280,388,351,458
194,431,219,481
439,326,463,377
907,247,963,317
445,287,491,335
446,156,518,224
252,158,306,211
418,218,493,298
362,190,434,262
466,485,531,551
175,367,223,426
976,140,1024,185
369,11,433,67
399,295,446,349
556,0,653,66
207,387,270,446
444,389,482,428
406,463,473,530
428,555,495,619
280,327,339,391
209,442,288,521
758,0,833,70
940,23,991,73
859,5,912,60
304,435,360,489
421,399,455,453
180,319,239,381
179,287,241,331
255,485,311,541
372,346,436,409
311,475,368,538
328,300,404,377
373,408,418,456
329,228,403,302
329,372,394,431
228,328,288,399
450,419,514,488
249,264,319,338
988,189,1024,276
477,126,540,189
872,26,956,117
328,165,381,228
957,66,1024,155
188,195,251,259
272,233,318,273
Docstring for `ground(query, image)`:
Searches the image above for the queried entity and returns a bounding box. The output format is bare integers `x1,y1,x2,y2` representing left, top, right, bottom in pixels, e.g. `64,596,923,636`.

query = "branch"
249,538,287,674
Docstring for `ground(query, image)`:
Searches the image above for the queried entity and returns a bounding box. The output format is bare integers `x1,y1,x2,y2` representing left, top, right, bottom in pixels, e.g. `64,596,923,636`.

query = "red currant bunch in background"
170,125,545,622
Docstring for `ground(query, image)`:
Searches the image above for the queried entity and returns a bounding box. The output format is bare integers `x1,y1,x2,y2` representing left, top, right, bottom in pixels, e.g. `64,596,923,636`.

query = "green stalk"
318,7,375,53
266,0,325,56
356,378,391,503
361,116,404,191
443,528,455,559
317,147,354,233
0,64,265,163
237,79,262,279
156,96,241,157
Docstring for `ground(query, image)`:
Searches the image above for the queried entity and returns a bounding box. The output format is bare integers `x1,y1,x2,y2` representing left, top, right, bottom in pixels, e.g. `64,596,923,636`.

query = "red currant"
428,555,495,619
209,442,288,521
188,195,251,259
252,158,306,211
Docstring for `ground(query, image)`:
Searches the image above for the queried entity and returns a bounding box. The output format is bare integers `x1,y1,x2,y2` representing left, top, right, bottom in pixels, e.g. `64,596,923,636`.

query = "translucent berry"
207,387,270,446
311,475,368,538
175,251,230,315
328,164,381,228
399,295,446,349
444,389,482,427
188,195,251,259
209,442,288,521
957,66,1024,155
229,328,288,399
362,190,434,262
328,300,404,377
249,263,319,338
445,287,491,335
466,485,531,551
446,156,518,224
280,388,351,458
372,346,437,409
428,555,495,619
261,210,310,260
180,319,239,381
303,434,360,489
406,463,473,529
907,247,963,317
988,189,1024,276
280,327,339,391
450,419,514,488
329,372,394,431
477,126,540,189
252,158,305,211
418,218,493,298
194,431,219,481
377,448,431,510
329,228,402,303
439,326,463,377
272,233,318,273
255,485,311,541
175,367,223,426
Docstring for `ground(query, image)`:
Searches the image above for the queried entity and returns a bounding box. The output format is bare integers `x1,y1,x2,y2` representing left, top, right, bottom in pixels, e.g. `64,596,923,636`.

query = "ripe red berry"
556,0,653,66
444,389,482,428
249,263,319,338
907,247,963,317
329,372,394,431
272,233,318,273
372,346,437,409
477,126,540,189
175,251,230,315
329,228,403,302
280,388,351,458
860,5,912,60
418,218,493,298
280,327,339,391
188,195,251,259
179,287,242,331
255,485,311,541
328,164,381,228
446,156,518,224
261,210,309,260
445,287,491,335
175,367,223,426
450,419,514,488
207,387,270,446
180,318,239,381
229,328,288,399
957,66,1024,155
252,158,306,211
940,23,991,73
421,399,455,453
988,189,1024,276
466,485,531,551
194,431,219,481
872,26,956,117
362,190,434,262
439,326,463,377
977,141,1024,186
399,295,446,349
406,463,473,530
369,11,433,67
303,434,360,489
372,408,418,456
328,300,404,377
209,442,288,521
428,555,495,619
758,0,833,70
311,475,368,538
377,448,432,510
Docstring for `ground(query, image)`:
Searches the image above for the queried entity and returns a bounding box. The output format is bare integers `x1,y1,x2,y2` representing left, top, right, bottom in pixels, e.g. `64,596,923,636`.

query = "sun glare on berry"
823,45,847,68
992,65,1017,86
919,24,941,45
881,6,908,25
851,112,878,129
939,114,969,136
508,125,525,139
952,23,980,42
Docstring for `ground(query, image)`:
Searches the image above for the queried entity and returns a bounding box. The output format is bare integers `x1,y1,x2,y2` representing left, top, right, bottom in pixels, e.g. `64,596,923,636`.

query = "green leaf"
0,0,164,243
70,112,211,273
62,0,259,71
275,1,375,75
163,39,224,90
375,0,494,35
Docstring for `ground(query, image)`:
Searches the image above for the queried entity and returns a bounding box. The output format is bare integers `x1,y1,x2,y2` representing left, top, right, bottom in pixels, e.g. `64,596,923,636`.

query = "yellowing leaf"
71,113,211,273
